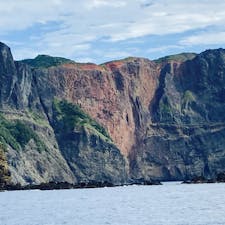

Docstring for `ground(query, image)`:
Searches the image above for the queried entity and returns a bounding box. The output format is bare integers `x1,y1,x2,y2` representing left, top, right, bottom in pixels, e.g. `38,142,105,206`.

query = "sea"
0,182,225,225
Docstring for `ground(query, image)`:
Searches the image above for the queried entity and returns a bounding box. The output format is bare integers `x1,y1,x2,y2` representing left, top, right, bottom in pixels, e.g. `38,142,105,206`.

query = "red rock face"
3,41,225,182
46,58,159,156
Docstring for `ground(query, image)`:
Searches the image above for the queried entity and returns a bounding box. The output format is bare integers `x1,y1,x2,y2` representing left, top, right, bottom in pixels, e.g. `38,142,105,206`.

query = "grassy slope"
52,99,112,142
21,55,74,68
0,114,47,152
154,53,197,64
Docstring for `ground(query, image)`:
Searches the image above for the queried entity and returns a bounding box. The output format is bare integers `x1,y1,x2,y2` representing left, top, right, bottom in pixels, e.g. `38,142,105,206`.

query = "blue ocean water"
0,182,225,225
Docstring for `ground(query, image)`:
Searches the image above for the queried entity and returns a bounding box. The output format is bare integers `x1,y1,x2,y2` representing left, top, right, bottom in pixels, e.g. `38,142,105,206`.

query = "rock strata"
1,41,225,186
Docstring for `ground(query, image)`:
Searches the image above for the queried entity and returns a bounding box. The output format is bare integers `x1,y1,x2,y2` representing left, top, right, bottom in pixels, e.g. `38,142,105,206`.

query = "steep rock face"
131,50,225,180
0,42,128,185
51,99,127,184
29,58,159,157
0,43,18,109
1,41,225,184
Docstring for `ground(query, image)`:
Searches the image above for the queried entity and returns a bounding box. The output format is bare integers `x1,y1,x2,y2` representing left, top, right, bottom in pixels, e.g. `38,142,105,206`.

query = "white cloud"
0,0,72,33
75,57,95,63
103,50,132,59
86,0,127,9
2,0,225,38
147,45,182,54
108,1,225,41
1,0,225,61
11,48,40,60
180,32,225,46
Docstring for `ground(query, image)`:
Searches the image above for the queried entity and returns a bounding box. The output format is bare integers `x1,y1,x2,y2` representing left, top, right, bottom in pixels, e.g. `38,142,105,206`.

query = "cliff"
0,145,11,188
0,41,225,185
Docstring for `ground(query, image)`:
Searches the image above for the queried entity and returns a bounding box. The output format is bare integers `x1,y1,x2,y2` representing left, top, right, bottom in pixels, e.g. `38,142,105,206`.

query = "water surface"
0,182,224,225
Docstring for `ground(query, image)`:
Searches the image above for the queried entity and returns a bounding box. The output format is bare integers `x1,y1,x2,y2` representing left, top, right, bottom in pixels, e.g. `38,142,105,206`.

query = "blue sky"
1,0,225,64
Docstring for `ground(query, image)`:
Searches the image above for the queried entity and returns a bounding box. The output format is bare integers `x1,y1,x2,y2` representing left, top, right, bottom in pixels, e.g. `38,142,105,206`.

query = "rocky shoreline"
2,173,225,191
182,172,225,184
0,179,162,191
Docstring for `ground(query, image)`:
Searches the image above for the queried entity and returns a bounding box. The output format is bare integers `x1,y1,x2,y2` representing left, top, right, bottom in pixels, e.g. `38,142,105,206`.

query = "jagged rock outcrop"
0,42,127,185
131,50,225,181
1,41,225,185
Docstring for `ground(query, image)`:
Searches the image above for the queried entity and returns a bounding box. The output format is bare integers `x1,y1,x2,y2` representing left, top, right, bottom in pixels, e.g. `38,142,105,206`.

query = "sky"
0,0,225,64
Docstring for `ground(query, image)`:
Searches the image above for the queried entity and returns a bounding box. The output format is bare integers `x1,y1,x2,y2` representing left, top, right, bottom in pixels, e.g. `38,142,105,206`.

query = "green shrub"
21,55,74,68
26,110,49,127
183,90,195,103
0,115,20,151
159,97,171,114
0,114,47,152
154,53,196,64
182,90,196,110
53,99,111,140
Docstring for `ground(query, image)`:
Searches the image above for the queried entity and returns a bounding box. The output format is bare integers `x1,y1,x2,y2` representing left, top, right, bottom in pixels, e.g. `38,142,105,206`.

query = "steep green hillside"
21,55,74,68
154,52,197,63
